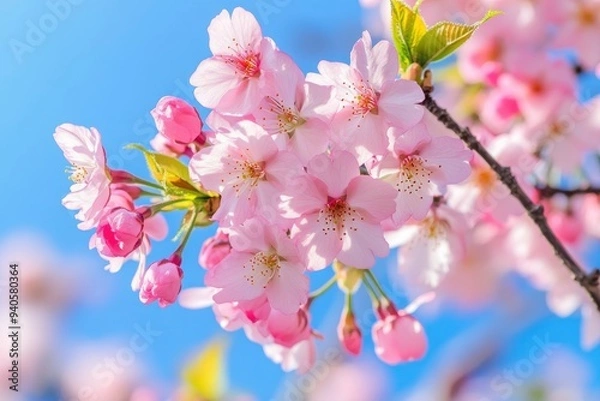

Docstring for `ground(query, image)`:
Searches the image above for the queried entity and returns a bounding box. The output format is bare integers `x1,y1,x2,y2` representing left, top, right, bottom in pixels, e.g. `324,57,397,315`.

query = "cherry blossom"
253,64,333,163
310,31,424,163
54,124,111,230
189,120,303,225
190,7,293,116
282,151,397,269
205,218,309,314
371,123,472,225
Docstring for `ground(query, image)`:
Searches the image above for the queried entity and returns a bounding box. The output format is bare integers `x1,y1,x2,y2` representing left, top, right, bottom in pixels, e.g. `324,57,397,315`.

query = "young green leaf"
126,144,200,195
415,10,501,68
390,0,428,71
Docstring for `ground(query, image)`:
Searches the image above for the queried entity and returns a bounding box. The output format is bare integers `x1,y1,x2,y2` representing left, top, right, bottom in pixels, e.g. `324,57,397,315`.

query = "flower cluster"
54,7,473,370
55,0,600,372
360,0,600,349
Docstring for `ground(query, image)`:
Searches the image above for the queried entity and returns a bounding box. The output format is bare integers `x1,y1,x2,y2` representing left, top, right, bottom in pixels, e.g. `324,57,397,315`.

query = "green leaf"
182,339,227,401
126,144,200,196
390,0,428,71
415,10,501,68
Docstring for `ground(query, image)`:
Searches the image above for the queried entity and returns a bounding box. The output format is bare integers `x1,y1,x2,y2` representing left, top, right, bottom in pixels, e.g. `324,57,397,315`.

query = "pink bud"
372,312,427,364
139,259,183,307
149,132,188,157
151,96,203,145
95,207,144,258
338,310,362,356
267,308,311,348
199,230,231,270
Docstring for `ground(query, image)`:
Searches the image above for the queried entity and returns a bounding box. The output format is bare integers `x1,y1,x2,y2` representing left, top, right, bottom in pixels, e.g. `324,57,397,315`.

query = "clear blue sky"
1,1,598,400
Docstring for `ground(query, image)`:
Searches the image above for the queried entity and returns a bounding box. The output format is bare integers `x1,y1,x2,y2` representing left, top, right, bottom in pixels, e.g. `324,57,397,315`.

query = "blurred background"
0,1,599,400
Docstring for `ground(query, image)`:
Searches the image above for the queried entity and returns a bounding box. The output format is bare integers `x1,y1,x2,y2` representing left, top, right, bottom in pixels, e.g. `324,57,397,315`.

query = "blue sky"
1,1,599,400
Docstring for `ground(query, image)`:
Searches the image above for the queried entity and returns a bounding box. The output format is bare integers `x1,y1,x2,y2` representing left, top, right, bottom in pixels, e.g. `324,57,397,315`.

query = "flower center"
423,216,444,239
548,120,569,138
396,155,432,197
225,156,266,196
472,166,496,191
354,88,379,116
578,6,598,25
244,251,280,286
340,78,380,125
318,196,364,236
241,160,265,181
261,95,306,136
529,79,545,95
66,164,88,184
224,51,261,78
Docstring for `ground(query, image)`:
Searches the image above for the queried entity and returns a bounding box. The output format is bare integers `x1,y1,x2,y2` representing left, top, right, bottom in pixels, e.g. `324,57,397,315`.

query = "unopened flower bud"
139,259,183,307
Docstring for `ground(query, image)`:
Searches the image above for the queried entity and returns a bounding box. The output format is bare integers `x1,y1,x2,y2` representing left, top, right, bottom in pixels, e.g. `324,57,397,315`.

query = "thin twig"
536,185,600,198
422,93,600,312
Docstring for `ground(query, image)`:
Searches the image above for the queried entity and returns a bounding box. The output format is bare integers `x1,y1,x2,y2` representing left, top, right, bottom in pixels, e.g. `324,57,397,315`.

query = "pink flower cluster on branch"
54,1,600,373
359,0,600,350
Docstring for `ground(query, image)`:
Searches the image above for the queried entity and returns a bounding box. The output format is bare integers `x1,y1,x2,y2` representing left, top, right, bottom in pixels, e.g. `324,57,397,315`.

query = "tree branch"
536,185,600,198
422,93,600,312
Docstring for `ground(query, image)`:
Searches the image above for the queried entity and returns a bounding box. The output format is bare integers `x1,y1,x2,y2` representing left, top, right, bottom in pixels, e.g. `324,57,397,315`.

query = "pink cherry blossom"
371,123,472,225
386,204,468,290
151,96,203,145
553,0,600,69
199,229,232,270
54,123,111,230
205,218,309,314
437,222,511,308
190,7,293,116
139,257,183,307
310,31,424,163
253,64,333,163
511,99,600,173
448,134,534,222
94,207,144,258
282,151,397,270
372,309,427,364
189,121,303,225
508,217,590,324
479,90,520,133
496,54,576,127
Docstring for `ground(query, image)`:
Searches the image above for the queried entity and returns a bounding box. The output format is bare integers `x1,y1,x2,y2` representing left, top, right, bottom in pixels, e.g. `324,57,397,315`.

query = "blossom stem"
175,206,200,256
308,275,338,300
139,190,163,198
423,92,600,312
364,270,390,301
361,276,381,307
148,198,194,215
130,177,164,190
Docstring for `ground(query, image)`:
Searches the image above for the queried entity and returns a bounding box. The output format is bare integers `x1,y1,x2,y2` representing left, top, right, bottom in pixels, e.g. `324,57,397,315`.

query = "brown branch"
536,185,600,198
423,93,600,312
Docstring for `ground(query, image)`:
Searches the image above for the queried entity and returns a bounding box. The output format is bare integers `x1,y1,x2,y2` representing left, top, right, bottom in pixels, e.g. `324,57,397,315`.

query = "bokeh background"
1,1,599,400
